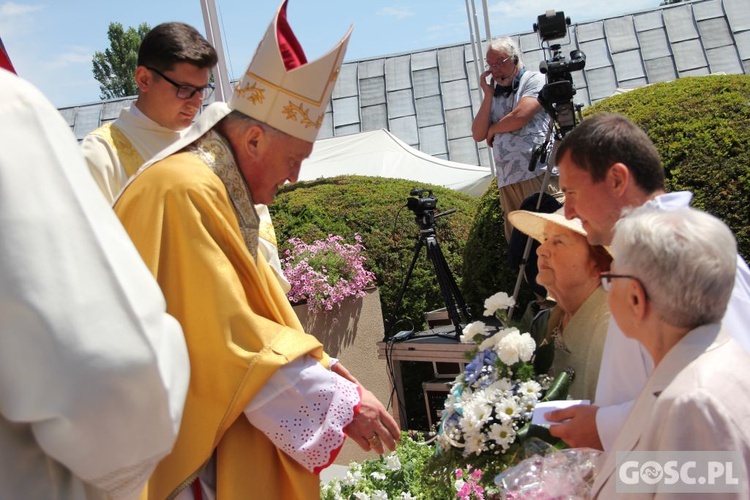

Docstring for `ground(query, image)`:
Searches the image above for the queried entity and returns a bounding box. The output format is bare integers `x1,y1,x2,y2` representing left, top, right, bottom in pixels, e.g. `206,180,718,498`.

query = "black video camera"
407,188,437,214
534,10,586,136
406,188,439,230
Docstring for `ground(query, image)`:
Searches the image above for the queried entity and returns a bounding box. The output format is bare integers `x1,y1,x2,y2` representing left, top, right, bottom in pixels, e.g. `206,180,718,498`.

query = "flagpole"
200,0,232,102
466,0,495,176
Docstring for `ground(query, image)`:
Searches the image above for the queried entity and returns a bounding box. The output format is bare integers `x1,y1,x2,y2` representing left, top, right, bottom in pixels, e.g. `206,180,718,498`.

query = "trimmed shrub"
583,74,750,260
271,175,480,334
459,177,536,321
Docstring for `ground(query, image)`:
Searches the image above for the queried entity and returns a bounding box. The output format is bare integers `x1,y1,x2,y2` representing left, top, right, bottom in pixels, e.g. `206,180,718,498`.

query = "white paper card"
531,400,590,426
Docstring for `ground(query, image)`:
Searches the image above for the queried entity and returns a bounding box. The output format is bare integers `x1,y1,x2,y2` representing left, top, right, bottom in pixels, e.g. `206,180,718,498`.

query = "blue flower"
463,349,498,385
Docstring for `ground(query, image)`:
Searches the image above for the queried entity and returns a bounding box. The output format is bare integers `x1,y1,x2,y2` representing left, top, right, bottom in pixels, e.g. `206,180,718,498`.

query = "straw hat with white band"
508,207,586,243
508,206,612,256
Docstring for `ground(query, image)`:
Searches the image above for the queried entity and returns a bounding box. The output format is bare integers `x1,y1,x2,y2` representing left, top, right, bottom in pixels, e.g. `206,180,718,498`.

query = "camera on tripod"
534,10,586,136
407,188,439,229
386,187,470,341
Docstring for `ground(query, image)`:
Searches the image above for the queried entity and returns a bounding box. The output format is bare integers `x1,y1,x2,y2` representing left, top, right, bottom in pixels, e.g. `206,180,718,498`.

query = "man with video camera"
471,36,562,242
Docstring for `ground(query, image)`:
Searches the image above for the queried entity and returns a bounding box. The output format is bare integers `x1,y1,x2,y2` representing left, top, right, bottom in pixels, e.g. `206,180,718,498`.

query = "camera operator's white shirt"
594,191,750,450
490,70,550,188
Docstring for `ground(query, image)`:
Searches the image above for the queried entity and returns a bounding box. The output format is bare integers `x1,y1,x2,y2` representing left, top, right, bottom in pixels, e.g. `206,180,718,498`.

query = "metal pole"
465,0,483,99
466,0,496,176
200,0,233,102
481,0,492,42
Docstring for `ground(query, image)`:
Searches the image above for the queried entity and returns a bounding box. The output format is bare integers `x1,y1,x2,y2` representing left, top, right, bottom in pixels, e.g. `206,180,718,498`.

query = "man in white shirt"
0,68,190,499
544,112,750,450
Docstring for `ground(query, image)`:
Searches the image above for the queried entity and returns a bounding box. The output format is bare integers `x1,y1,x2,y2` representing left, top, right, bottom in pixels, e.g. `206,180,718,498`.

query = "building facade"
59,0,749,167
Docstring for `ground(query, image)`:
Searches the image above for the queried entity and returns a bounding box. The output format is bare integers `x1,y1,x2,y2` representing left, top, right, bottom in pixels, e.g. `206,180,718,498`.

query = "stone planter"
292,288,393,466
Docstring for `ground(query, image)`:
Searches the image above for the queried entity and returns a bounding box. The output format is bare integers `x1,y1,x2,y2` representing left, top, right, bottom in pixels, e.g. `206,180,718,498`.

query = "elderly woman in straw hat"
508,207,612,401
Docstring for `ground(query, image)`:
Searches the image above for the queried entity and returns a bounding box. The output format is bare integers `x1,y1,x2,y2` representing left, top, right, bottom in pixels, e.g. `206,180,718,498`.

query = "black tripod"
386,207,472,341
508,118,558,318
508,105,581,318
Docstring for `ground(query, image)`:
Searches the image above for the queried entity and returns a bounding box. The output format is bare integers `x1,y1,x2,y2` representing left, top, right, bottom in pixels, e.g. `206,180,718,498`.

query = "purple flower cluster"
283,234,376,314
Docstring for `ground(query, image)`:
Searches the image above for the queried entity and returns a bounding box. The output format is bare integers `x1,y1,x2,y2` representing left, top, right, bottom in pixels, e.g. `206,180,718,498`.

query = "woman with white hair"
591,206,750,498
509,207,612,402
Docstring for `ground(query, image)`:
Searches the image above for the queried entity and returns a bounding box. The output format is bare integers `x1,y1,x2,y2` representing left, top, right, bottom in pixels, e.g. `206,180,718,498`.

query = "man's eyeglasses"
599,272,650,300
146,67,214,100
485,55,512,71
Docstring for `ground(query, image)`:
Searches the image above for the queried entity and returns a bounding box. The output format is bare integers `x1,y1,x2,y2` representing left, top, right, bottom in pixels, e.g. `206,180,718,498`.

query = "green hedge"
271,175,480,334
583,74,750,260
459,177,536,321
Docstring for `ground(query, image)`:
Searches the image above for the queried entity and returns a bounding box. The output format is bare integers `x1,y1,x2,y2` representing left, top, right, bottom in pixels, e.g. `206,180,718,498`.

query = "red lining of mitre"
277,1,307,70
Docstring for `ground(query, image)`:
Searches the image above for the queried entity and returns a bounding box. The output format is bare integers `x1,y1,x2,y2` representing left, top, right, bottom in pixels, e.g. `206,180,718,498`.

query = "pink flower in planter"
283,234,376,314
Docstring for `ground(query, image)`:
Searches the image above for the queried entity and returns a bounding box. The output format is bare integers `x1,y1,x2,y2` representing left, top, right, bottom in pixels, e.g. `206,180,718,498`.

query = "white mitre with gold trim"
229,0,353,143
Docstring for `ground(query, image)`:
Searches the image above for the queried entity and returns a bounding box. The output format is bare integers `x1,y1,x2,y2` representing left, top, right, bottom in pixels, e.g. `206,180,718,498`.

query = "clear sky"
1,0,660,108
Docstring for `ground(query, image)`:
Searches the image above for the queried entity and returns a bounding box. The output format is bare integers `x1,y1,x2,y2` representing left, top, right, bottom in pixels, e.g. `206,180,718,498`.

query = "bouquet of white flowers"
321,292,572,499
424,292,572,496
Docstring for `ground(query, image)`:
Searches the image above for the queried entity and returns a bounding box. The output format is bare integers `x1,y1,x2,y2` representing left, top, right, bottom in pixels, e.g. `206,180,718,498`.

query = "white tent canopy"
299,129,494,197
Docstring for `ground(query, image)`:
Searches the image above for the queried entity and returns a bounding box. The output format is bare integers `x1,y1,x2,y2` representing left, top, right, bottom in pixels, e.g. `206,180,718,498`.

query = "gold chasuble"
115,131,328,500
